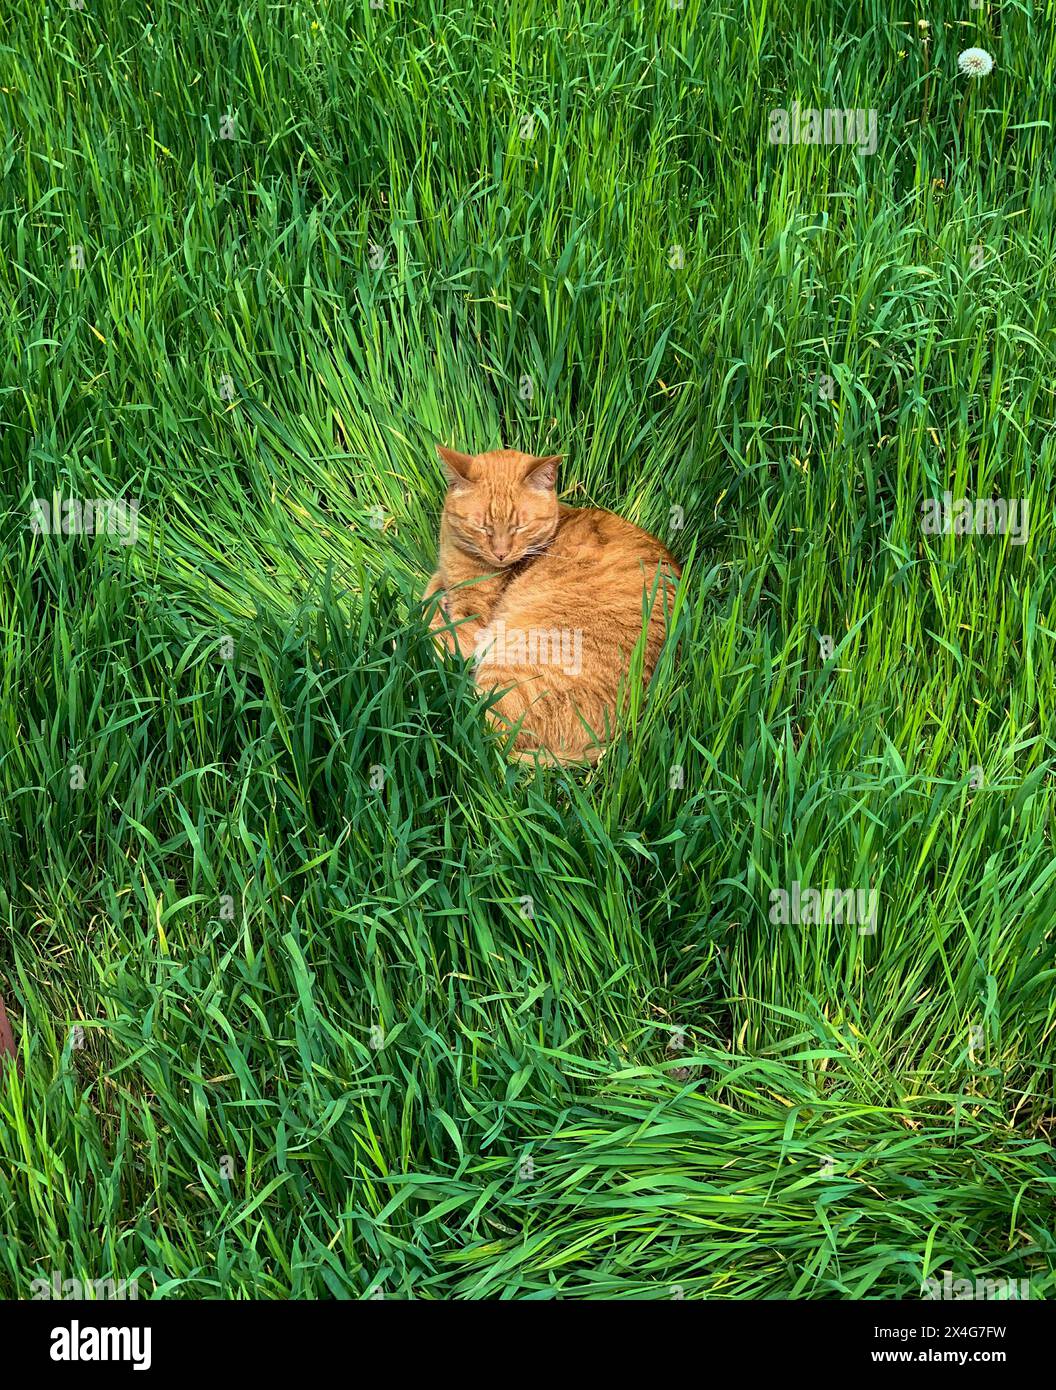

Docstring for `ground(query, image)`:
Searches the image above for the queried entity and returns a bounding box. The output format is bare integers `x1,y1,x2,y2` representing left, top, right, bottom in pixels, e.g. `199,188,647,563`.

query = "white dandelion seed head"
958,47,994,77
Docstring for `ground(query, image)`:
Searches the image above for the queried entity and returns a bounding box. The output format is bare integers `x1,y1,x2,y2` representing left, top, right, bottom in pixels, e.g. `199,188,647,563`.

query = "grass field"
2,0,1055,1300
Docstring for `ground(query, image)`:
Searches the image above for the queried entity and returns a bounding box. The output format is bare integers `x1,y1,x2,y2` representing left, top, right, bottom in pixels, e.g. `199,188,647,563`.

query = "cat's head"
437,446,562,567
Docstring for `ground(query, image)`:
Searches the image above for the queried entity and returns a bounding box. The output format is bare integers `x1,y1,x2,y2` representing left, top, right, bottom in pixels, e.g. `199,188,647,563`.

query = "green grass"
1,0,1055,1299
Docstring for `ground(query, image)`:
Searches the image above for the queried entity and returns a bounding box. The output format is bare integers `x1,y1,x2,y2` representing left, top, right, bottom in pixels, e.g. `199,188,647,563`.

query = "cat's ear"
524,455,561,491
436,445,475,487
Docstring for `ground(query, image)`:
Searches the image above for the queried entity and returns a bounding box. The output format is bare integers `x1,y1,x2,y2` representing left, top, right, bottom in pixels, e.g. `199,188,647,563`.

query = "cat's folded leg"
422,571,446,608
422,572,452,640
442,611,488,661
423,584,487,662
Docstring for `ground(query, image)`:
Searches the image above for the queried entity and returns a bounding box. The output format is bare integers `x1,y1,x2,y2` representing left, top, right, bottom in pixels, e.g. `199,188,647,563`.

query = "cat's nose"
494,547,508,560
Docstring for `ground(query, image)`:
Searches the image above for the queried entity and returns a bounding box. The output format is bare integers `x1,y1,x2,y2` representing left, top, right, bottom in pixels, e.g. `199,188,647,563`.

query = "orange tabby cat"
423,446,680,763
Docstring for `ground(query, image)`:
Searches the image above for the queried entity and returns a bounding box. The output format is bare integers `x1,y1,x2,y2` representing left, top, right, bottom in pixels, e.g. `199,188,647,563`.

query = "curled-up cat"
423,445,680,764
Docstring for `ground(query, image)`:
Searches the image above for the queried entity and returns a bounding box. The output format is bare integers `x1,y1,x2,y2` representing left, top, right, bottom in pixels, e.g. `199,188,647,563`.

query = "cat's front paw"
427,594,451,632
422,573,449,626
